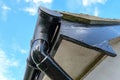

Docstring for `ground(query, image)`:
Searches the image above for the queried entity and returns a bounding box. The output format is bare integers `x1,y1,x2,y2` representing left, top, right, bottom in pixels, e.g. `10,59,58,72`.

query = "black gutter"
24,6,72,80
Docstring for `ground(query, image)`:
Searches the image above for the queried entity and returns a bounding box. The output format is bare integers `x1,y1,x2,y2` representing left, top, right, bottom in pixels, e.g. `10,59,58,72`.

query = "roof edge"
60,12,120,25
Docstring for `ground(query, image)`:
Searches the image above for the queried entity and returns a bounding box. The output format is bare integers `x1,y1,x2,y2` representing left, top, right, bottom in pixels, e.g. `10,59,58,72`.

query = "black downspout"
24,6,73,80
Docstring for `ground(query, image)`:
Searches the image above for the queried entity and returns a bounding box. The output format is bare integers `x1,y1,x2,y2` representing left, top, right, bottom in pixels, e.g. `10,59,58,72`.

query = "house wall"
42,38,120,80
84,38,120,80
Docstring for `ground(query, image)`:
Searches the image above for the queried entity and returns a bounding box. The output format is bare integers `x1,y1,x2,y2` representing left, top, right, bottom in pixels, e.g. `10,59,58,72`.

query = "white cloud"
24,0,53,16
67,0,107,16
2,4,11,10
94,7,99,16
16,0,21,3
12,43,28,54
82,0,107,7
24,7,37,16
0,48,18,80
0,3,11,21
20,49,27,54
67,0,82,12
25,0,52,3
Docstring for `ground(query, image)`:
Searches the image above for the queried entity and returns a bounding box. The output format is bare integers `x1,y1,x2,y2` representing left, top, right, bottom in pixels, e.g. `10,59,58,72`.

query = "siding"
84,38,120,80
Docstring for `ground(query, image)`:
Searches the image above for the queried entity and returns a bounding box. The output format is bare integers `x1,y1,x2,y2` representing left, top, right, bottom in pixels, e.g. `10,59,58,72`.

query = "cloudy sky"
0,0,120,80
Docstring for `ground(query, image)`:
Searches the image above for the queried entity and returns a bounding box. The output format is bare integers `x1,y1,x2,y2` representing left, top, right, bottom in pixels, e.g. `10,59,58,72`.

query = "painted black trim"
60,34,116,57
24,6,72,80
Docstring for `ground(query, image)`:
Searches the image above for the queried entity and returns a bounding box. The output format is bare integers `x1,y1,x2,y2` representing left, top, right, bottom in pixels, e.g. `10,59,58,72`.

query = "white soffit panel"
43,40,104,80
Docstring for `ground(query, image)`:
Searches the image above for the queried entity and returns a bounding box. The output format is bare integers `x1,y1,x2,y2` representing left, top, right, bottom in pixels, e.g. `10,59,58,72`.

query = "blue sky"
0,0,120,80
